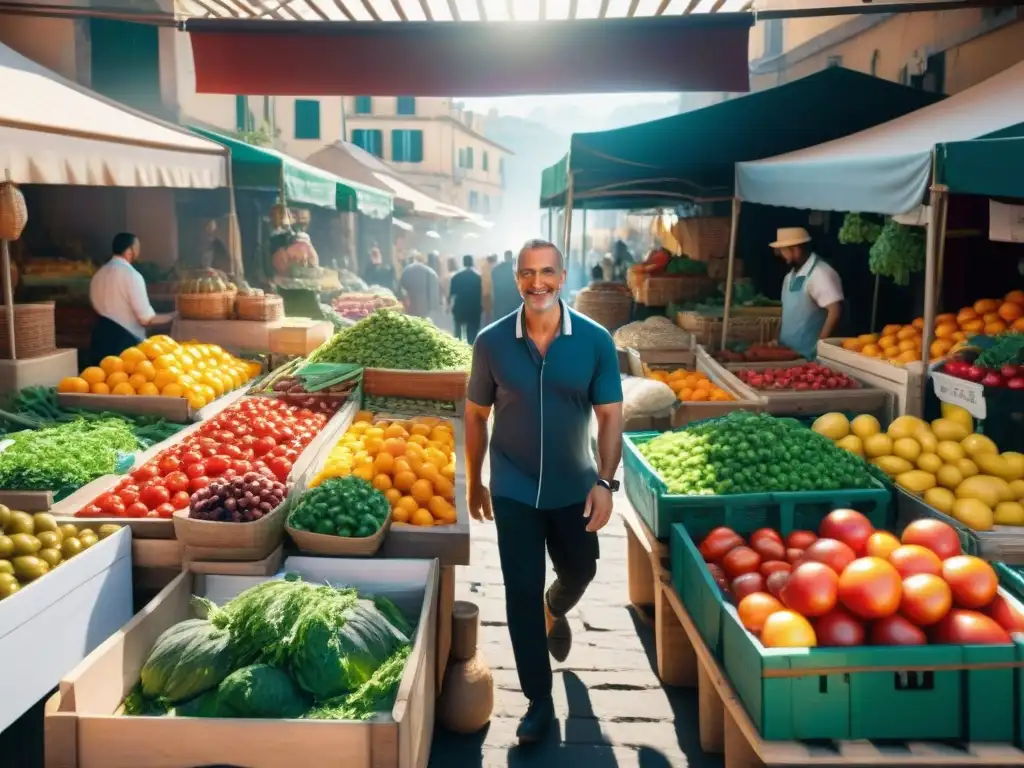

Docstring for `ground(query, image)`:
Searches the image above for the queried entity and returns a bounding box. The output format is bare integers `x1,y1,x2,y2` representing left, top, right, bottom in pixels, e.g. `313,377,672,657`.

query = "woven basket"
676,311,777,352
633,275,715,307
236,293,284,322
0,175,27,241
0,302,56,359
574,289,631,331
674,216,731,262
177,290,235,320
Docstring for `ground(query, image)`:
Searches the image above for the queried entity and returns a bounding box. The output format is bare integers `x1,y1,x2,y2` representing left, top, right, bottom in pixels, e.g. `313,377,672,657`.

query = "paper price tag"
931,371,986,420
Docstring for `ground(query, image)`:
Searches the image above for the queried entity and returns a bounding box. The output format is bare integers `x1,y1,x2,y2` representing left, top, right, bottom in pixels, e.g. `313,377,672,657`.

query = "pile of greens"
838,212,883,245
125,575,413,721
868,218,925,286
308,310,471,371
975,332,1024,368
288,476,390,538
363,394,457,414
665,256,708,276
639,411,878,496
674,281,779,315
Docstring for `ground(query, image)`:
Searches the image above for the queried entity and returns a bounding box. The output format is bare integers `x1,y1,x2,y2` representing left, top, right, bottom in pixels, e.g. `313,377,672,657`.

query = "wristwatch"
596,477,620,493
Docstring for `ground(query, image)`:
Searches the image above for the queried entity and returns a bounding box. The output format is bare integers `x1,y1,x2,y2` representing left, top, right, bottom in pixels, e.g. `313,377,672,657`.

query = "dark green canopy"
937,122,1024,200
539,67,944,210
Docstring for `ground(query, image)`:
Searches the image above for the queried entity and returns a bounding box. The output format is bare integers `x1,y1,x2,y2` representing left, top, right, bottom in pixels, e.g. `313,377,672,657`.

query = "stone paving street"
428,481,723,768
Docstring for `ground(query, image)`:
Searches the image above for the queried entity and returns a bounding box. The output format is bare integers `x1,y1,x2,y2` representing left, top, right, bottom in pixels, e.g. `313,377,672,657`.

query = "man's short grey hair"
514,239,565,272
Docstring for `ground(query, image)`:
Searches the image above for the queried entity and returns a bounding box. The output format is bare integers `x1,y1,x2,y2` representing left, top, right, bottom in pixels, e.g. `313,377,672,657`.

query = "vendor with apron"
772,227,844,360
88,232,174,366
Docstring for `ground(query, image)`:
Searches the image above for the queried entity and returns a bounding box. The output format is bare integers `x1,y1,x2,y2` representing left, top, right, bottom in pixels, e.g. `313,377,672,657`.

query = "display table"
171,318,282,354
0,349,78,393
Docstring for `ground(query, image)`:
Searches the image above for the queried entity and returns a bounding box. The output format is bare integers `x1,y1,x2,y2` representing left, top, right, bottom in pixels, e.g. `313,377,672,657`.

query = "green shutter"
294,99,321,140
236,96,250,131
89,19,160,113
397,97,416,115
482,151,489,171
355,96,372,114
410,130,423,162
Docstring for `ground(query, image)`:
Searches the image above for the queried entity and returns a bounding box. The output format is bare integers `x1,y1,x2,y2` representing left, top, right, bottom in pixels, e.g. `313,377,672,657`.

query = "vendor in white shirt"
88,232,173,365
772,227,844,360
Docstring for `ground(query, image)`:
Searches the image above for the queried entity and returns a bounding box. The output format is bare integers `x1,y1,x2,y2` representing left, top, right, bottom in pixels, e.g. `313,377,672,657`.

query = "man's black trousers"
453,314,480,345
492,496,600,701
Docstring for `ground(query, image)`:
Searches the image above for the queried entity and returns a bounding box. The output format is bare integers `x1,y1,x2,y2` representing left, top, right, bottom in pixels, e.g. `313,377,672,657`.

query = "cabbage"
139,618,234,704
215,664,311,719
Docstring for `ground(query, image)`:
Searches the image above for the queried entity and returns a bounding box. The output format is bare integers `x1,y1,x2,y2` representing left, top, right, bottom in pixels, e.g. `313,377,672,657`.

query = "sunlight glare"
454,0,480,20
545,0,571,20
482,0,509,21
397,0,429,20
305,0,350,20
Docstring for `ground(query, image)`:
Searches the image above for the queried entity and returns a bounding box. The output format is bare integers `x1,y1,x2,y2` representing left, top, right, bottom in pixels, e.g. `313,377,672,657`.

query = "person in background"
363,245,395,292
585,237,603,273
465,238,623,745
480,253,498,324
601,253,614,282
448,254,483,344
772,227,844,359
199,219,232,274
589,264,606,287
400,251,441,320
441,256,458,308
611,240,633,282
491,249,521,320
88,233,174,366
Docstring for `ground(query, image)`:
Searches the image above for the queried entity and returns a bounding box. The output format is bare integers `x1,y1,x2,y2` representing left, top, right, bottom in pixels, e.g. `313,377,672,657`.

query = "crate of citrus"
54,335,262,423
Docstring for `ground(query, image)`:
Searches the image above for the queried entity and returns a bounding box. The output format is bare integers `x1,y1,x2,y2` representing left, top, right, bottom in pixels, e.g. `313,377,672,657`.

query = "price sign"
931,371,987,420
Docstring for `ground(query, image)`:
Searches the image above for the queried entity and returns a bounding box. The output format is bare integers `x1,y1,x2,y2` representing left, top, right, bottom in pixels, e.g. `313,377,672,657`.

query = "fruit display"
638,411,879,495
188,472,288,523
178,269,237,295
700,511,1022,647
308,310,472,371
310,411,457,527
643,368,735,403
0,508,120,599
733,362,860,391
288,475,390,538
837,291,1024,366
942,332,1024,389
58,336,261,410
122,576,411,720
816,406,1024,530
253,360,361,414
75,397,334,519
331,291,402,322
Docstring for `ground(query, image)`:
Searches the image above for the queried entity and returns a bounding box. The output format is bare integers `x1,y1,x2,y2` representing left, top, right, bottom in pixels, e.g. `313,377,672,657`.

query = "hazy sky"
459,92,679,117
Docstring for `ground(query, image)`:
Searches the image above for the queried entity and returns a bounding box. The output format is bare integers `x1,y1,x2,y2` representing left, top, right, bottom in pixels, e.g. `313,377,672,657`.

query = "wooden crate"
45,557,438,768
625,345,696,376
362,368,467,402
676,312,776,353
57,387,247,425
674,216,731,262
269,319,334,357
817,339,925,418
633,275,716,307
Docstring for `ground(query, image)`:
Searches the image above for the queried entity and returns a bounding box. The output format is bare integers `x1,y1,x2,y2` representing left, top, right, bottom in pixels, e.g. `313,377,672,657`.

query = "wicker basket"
676,311,779,352
674,216,731,262
0,302,56,359
574,289,631,331
236,293,284,322
633,275,715,307
176,290,236,320
0,175,28,241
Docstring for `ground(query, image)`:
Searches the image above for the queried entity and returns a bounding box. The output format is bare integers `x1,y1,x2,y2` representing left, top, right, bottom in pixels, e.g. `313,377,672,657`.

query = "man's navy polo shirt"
467,299,623,510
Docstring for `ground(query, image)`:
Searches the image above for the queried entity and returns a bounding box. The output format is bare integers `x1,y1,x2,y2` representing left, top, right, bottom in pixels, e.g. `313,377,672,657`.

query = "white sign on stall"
989,201,1024,243
931,370,987,420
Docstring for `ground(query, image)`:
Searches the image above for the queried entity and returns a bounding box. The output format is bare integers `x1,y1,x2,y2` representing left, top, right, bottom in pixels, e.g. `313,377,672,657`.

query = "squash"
139,618,234,704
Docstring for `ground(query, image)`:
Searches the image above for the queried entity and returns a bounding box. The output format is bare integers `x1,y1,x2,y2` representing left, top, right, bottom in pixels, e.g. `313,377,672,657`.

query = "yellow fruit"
1002,452,1024,480
410,479,434,506
952,498,994,531
994,501,1024,526
134,360,156,382
956,475,1011,508
892,438,922,463
924,487,956,514
384,488,402,506
153,370,178,390
850,414,881,439
916,453,943,474
372,474,393,492
941,403,974,431
57,376,90,394
111,382,135,396
90,382,110,395
812,413,850,441
962,433,998,458
120,347,146,373
974,453,1023,482
936,440,966,464
931,419,969,442
916,431,938,455
99,356,124,376
126,373,147,390
873,455,914,477
161,383,184,398
1009,479,1024,500
186,392,207,410
896,470,937,495
137,382,160,396
81,367,106,385
105,371,129,387
957,458,980,478
936,464,964,490
391,505,411,523
411,508,435,526
888,415,927,440
836,434,864,457
153,354,177,370
863,434,893,459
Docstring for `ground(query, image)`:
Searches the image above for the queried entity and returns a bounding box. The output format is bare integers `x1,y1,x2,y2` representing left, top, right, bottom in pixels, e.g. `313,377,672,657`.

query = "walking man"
448,254,483,344
465,238,624,744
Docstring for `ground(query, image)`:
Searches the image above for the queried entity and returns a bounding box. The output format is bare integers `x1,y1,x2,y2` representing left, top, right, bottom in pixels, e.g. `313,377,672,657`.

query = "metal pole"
548,208,553,241
562,172,575,257
870,274,880,333
719,197,742,352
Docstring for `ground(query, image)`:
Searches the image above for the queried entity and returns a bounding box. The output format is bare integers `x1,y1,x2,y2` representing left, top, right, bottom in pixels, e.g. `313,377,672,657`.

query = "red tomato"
870,614,928,645
95,492,122,516
158,455,181,475
864,531,902,560
140,484,171,510
802,538,856,575
760,560,792,577
900,574,952,626
170,490,191,509
750,528,783,545
164,471,189,494
201,445,218,458
942,556,999,609
985,593,1024,633
888,545,942,579
780,562,839,617
901,519,962,560
189,476,211,493
215,430,235,444
785,530,818,550
180,452,203,467
761,610,817,648
819,509,874,556
932,609,1012,645
131,463,159,482
268,457,293,482
837,557,902,620
117,487,140,507
125,502,149,518
737,593,784,633
254,434,276,454
766,571,790,599
814,606,866,647
78,504,103,518
731,573,766,602
707,563,730,593
221,444,243,460
239,435,257,451
751,538,786,563
722,547,762,578
205,456,230,476
230,460,251,476
786,548,804,564
699,527,744,562
185,461,207,479
155,503,176,519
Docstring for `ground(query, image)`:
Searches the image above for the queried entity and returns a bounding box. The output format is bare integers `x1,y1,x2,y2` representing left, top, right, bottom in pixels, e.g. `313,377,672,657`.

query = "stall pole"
547,208,553,241
1,238,14,360
719,197,742,351
562,172,575,257
224,151,243,279
920,182,950,409
870,274,881,333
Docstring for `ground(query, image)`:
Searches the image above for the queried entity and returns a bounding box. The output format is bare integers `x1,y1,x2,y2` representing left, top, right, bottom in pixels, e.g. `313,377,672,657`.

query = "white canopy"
0,42,227,188
735,60,1024,215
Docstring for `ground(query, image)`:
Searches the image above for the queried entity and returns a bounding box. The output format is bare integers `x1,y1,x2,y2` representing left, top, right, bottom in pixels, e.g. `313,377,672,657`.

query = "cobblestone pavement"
429,482,722,768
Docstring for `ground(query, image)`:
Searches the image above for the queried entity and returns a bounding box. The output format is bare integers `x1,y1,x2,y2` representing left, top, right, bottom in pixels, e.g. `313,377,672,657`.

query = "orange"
883,346,903,360
90,382,110,395
384,423,408,439
392,506,412,524
935,322,957,339
897,326,919,340
161,383,185,398
120,347,146,373
678,388,694,401
441,464,455,481
998,301,1023,322
134,360,156,381
930,339,953,358
153,354,177,370
396,495,419,514
354,410,374,423
364,426,386,440
408,434,429,447
394,471,417,493
897,350,920,364
841,338,863,351
956,307,978,324
878,335,899,350
857,333,878,344
373,452,395,474
100,356,124,376
974,298,1000,315
1014,317,1024,331
1006,289,1024,306
934,313,956,325
363,436,384,455
984,320,1007,335
952,331,967,342
153,370,178,390
861,344,881,358
186,392,206,410
106,371,130,387
898,339,917,353
81,366,106,385
691,389,709,401
881,324,902,337
411,508,435,527
432,476,455,500
982,312,1001,325
128,373,148,390
384,488,402,506
137,382,160,396
57,376,90,394
111,382,136,396
911,317,925,330
961,319,985,333
393,458,412,476
428,496,450,517
372,473,393,492
410,478,434,506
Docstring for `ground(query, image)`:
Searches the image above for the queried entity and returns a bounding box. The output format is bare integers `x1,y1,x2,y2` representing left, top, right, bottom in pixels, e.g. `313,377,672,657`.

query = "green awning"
937,122,1024,200
191,126,392,217
539,67,944,210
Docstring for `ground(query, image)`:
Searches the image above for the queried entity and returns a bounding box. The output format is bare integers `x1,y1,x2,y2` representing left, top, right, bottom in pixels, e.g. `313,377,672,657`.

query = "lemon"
936,440,966,464
936,464,964,490
952,498,994,531
916,431,938,454
994,501,1024,526
888,415,927,440
812,413,850,441
957,458,979,478
835,434,863,457
850,414,881,439
161,383,185,398
1009,479,1024,500
863,433,893,459
916,453,943,474
896,469,936,495
924,487,956,514
962,433,998,458
931,418,969,442
893,437,922,463
874,455,914,477
941,403,974,431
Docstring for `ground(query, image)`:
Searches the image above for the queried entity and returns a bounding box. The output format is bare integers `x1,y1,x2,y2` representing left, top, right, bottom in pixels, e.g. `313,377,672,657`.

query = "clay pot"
437,652,494,735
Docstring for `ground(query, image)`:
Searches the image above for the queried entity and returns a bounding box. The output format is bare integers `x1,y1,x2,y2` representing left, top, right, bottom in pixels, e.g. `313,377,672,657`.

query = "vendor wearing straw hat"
771,227,844,360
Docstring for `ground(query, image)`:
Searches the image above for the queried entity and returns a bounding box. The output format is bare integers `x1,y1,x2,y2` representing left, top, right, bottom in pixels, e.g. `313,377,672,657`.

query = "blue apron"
779,255,827,360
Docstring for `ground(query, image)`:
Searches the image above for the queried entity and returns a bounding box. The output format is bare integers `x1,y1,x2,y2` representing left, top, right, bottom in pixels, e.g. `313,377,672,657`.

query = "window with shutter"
469,191,479,211
352,129,384,157
235,95,252,131
294,99,321,140
392,130,424,163
482,152,489,171
354,96,373,114
396,97,416,115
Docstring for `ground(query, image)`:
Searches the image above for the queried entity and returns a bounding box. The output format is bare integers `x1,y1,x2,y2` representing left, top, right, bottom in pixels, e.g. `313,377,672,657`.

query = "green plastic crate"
720,580,1024,743
669,489,892,659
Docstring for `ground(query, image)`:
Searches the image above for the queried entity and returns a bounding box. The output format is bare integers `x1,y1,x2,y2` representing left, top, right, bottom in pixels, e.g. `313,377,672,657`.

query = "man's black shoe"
545,595,572,662
516,697,555,744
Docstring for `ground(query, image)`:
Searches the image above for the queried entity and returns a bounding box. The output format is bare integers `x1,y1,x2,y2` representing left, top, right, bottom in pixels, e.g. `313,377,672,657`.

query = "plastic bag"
621,375,676,419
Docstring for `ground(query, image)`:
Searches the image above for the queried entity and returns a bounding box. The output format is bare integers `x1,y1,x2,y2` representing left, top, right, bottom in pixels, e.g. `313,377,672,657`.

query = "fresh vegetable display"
643,368,735,403
733,362,860,391
815,407,1024,530
289,476,390,538
124,575,413,721
308,310,471,371
57,336,261,409
868,218,925,286
331,291,402,321
942,332,1024,389
75,397,334,519
638,411,878,495
311,411,457,526
0,508,120,599
362,395,457,415
188,472,288,523
700,511,1023,648
255,361,361,413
